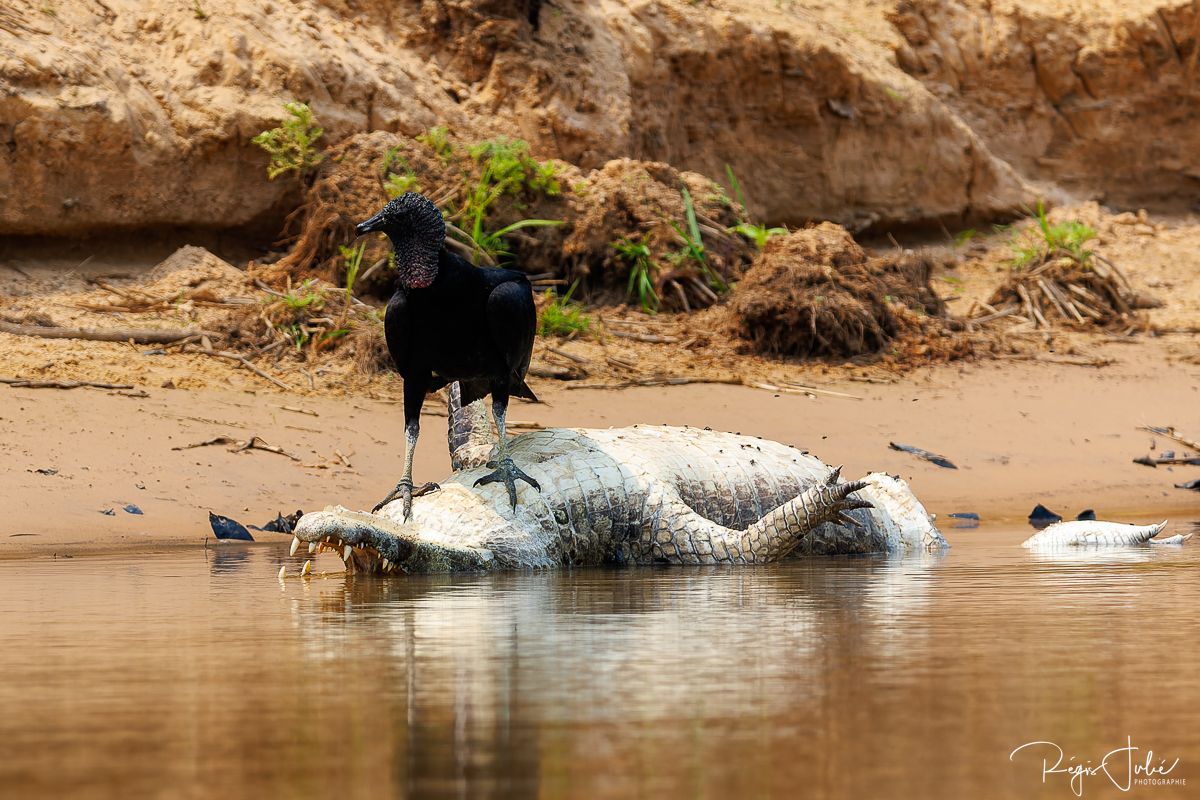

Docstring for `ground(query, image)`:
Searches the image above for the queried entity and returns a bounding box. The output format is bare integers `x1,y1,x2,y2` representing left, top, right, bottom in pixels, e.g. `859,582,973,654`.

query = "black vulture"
355,193,540,519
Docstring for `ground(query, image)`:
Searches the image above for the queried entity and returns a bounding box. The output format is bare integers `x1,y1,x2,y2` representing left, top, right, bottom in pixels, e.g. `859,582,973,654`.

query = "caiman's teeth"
278,565,286,579
302,559,312,576
289,537,300,557
381,558,389,571
308,542,317,555
342,545,352,562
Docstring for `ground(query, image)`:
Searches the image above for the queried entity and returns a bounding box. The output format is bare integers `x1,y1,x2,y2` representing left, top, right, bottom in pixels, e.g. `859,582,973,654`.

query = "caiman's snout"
355,211,387,237
288,507,493,576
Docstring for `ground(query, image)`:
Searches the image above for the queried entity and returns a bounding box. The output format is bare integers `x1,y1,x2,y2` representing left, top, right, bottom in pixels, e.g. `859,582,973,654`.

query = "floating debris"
99,508,116,516
889,442,957,469
947,512,980,529
123,504,143,515
257,510,304,534
1176,478,1200,491
29,467,59,476
1028,504,1063,529
208,512,255,541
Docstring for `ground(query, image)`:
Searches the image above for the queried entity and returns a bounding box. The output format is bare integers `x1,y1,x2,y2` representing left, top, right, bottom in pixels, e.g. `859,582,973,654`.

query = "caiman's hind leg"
647,468,877,564
474,394,540,509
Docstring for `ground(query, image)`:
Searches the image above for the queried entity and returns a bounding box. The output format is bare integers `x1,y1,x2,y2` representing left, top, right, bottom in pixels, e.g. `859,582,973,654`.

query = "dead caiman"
291,390,947,574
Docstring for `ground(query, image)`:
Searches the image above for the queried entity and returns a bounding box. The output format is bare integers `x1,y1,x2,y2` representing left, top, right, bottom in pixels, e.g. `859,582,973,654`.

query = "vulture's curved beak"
355,211,387,237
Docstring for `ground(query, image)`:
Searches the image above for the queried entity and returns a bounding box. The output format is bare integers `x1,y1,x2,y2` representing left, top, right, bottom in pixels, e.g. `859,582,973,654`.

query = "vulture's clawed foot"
474,457,541,510
372,479,440,519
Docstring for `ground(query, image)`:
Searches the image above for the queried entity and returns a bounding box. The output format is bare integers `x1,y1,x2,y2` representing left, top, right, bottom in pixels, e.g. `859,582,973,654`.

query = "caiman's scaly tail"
647,467,876,564
446,382,495,471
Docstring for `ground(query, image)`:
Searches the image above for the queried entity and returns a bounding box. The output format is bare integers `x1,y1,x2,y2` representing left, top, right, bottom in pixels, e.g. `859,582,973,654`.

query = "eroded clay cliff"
1,0,1193,239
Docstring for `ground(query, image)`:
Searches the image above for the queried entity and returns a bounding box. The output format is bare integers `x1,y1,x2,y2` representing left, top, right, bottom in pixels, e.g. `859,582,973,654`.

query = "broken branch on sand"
0,377,135,390
173,434,302,461
182,344,292,390
607,330,681,344
528,362,581,380
1132,454,1200,467
565,376,743,390
0,320,206,344
1138,426,1200,453
274,404,319,417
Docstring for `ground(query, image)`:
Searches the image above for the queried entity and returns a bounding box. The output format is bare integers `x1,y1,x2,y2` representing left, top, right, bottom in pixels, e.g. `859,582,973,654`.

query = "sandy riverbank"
1,337,1196,559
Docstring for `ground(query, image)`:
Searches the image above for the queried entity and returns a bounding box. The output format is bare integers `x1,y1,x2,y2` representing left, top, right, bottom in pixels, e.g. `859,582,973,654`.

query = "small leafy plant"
724,166,785,251
455,137,564,265
416,126,454,162
1011,200,1096,268
613,235,659,314
339,243,365,302
282,278,325,311
538,282,590,337
471,218,565,264
251,101,324,179
732,222,787,251
381,147,420,198
669,186,727,293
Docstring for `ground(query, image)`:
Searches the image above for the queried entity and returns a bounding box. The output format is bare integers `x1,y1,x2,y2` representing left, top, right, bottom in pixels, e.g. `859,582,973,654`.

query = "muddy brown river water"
2,523,1198,799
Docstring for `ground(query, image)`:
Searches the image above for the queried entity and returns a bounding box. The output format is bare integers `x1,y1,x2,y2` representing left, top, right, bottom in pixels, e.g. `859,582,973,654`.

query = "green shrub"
251,101,324,179
1011,200,1096,268
538,283,590,337
613,235,659,313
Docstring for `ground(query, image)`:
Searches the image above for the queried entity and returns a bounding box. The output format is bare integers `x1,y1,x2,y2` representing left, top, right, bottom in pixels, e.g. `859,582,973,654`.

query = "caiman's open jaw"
290,506,494,575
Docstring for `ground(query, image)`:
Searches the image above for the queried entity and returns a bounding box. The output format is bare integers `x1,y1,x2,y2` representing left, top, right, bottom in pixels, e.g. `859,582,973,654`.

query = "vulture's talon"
474,457,541,510
372,478,414,518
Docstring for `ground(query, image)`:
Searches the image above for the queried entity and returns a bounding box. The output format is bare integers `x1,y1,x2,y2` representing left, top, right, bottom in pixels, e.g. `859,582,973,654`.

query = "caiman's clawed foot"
474,457,541,510
372,479,440,519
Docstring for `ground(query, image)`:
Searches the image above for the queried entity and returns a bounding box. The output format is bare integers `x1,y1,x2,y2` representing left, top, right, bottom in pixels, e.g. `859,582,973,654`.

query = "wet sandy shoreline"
2,338,1196,559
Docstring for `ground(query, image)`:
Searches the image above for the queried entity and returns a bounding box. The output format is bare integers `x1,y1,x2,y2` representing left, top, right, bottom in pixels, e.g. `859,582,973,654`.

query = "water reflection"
1,529,1198,799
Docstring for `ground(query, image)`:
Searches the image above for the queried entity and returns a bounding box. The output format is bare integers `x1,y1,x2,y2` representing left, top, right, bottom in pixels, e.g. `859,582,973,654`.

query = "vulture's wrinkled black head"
356,192,445,289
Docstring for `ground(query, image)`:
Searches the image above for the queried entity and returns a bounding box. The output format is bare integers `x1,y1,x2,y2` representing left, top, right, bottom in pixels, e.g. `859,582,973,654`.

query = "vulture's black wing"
485,278,538,402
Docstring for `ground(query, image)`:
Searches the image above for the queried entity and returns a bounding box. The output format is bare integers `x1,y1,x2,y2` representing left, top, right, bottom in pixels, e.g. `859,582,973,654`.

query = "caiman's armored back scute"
295,424,947,574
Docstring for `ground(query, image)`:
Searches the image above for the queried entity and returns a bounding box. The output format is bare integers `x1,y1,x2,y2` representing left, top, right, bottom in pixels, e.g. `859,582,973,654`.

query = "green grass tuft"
614,234,659,314
251,101,324,180
416,126,454,162
538,283,590,337
1011,200,1096,268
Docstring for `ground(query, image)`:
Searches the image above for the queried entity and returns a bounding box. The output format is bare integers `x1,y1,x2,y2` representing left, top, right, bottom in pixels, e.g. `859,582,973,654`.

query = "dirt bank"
1,0,1033,238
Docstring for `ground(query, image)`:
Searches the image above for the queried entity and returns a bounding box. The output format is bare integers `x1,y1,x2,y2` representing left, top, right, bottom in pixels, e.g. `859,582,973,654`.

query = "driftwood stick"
0,377,135,390
1138,426,1200,452
172,436,240,451
357,258,389,285
970,305,1019,325
608,330,680,344
182,345,292,390
0,320,205,344
527,363,576,380
235,436,302,461
545,346,590,365
565,376,744,390
1037,278,1071,321
779,381,864,400
671,281,690,312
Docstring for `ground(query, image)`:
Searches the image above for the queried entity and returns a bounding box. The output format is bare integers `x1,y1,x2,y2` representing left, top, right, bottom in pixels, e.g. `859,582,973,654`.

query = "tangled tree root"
256,131,754,312
727,223,950,359
979,255,1151,331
